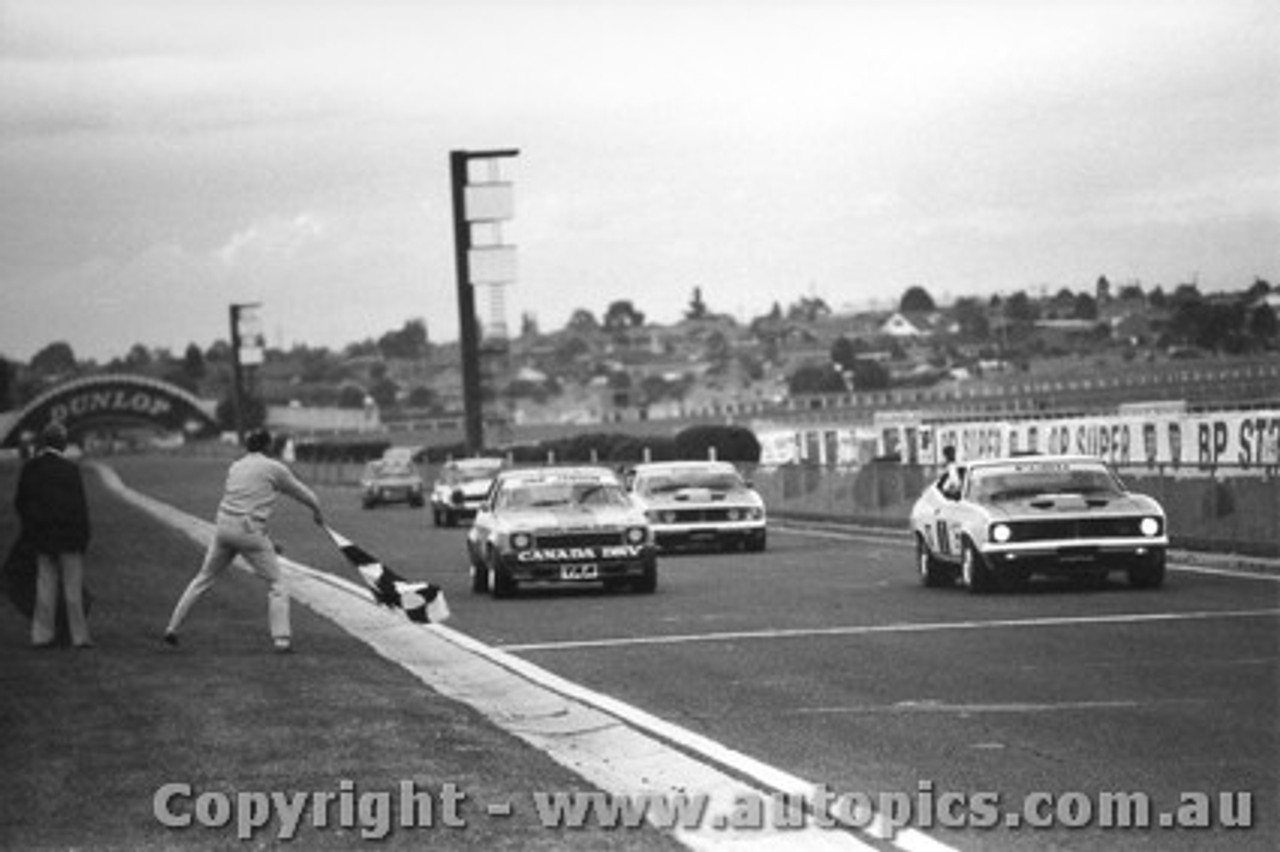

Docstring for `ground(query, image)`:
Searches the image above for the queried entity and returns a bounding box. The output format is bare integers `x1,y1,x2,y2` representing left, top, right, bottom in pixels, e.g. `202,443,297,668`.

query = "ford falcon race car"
430,456,504,527
624,460,767,552
359,457,425,509
467,466,657,597
910,454,1168,592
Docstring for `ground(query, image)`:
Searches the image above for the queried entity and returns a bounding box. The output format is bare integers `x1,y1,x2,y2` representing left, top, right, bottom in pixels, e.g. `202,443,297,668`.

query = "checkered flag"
324,527,450,624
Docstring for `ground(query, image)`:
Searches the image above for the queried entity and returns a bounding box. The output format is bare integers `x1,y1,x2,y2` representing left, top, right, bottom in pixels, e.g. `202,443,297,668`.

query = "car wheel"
1128,550,1166,589
917,536,949,588
444,509,458,528
488,552,515,599
961,540,993,593
746,531,767,552
470,562,489,594
633,561,657,594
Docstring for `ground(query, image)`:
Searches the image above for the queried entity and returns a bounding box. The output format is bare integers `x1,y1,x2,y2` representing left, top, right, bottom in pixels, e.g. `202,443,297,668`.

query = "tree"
406,386,437,409
951,297,990,341
685,287,709,321
1003,291,1039,323
786,296,830,323
1095,275,1112,303
846,358,890,391
378,319,428,359
1248,304,1278,344
30,341,77,376
180,343,206,382
603,300,645,330
787,364,847,395
337,383,367,409
567,308,599,333
899,285,936,313
1072,292,1098,320
369,376,399,409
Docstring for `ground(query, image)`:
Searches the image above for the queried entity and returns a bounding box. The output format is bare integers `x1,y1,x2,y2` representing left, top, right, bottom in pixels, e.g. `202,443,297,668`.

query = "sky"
1,0,1277,363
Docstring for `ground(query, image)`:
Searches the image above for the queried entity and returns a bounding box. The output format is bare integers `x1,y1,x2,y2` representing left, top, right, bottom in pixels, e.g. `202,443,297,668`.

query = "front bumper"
652,521,766,550
497,548,657,584
980,537,1168,573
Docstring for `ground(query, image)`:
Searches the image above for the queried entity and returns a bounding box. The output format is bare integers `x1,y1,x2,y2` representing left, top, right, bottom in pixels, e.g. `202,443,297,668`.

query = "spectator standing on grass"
15,422,92,649
163,427,324,653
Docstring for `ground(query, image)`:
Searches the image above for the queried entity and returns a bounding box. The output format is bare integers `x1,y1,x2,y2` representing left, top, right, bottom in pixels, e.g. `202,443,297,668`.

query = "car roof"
963,454,1112,470
446,457,504,470
496,465,620,483
630,460,737,472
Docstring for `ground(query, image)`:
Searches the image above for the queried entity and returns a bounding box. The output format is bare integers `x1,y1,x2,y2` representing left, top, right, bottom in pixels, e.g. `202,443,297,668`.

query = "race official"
15,422,92,648
163,428,324,653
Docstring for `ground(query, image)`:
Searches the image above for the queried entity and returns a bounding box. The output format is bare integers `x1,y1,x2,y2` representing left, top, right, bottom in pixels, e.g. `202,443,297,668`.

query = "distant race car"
910,454,1168,592
624,460,767,552
430,457,505,527
466,465,657,597
359,457,425,509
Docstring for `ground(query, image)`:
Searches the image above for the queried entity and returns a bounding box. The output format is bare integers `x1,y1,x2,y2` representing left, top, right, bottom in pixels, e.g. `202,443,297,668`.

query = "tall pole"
450,152,483,455
450,148,518,456
229,304,246,446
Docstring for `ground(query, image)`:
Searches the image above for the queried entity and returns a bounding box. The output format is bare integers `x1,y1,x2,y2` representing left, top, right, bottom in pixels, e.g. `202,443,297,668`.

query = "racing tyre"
746,530,767,552
917,537,950,588
633,562,658,594
470,563,489,594
444,509,458,528
488,558,516,599
961,540,994,594
1128,550,1166,589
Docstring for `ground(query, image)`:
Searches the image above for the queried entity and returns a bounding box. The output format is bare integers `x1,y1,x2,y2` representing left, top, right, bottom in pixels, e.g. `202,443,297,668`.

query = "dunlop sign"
1,375,220,448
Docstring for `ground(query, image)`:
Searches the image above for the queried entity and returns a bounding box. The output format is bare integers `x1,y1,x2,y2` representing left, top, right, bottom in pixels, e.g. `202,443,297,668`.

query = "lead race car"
910,454,1168,592
467,465,657,597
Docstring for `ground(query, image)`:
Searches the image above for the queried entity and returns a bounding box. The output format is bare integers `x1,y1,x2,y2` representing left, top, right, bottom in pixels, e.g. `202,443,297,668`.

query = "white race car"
910,454,1168,592
467,466,657,597
624,460,767,552
430,457,505,527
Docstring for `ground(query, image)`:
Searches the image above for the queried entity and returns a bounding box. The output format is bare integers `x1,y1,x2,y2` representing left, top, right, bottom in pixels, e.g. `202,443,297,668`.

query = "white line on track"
499,608,1280,653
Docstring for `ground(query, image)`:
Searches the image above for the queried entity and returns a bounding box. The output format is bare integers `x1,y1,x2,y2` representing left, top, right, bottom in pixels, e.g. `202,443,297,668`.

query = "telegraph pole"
450,148,519,455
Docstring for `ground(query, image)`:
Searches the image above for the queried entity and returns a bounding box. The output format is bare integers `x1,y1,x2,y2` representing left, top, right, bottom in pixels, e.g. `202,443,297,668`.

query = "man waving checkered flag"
324,527,450,624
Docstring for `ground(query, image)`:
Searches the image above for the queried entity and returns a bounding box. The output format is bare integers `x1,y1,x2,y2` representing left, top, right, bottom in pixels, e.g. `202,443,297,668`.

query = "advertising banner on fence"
919,410,1280,471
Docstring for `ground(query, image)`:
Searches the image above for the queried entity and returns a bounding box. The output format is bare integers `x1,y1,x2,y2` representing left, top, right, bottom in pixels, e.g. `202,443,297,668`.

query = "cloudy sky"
1,0,1277,362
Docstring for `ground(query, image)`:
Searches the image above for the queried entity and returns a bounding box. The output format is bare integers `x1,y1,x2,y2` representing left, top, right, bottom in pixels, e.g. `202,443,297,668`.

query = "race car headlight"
726,508,741,521
510,532,533,551
625,526,648,545
1139,517,1161,537
644,510,663,524
746,507,764,520
451,488,465,505
991,523,1012,543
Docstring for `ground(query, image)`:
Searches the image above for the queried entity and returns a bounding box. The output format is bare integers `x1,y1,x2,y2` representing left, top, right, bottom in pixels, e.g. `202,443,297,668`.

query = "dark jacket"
15,450,91,555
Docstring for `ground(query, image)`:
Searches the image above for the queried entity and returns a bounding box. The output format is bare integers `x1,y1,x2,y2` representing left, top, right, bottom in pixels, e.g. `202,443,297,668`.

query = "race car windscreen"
967,463,1124,502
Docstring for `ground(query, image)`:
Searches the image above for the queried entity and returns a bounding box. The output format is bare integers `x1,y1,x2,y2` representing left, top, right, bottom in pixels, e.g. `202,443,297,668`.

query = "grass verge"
0,458,679,851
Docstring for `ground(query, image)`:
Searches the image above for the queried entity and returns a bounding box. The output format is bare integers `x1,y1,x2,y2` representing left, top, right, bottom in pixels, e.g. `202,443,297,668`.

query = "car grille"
534,531,625,549
1006,516,1154,542
659,508,744,523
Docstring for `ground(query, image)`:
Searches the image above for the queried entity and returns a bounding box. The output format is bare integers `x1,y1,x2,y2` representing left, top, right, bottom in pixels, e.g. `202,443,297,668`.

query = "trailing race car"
910,454,1168,592
623,460,767,552
359,457,425,509
430,457,504,527
467,466,657,597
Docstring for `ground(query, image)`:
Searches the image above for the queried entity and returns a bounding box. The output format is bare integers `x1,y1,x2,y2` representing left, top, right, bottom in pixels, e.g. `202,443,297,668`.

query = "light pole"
450,148,519,455
228,302,263,445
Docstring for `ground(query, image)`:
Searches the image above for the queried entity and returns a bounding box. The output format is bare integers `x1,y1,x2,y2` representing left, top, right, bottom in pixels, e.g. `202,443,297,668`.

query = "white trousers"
165,513,290,641
32,551,90,646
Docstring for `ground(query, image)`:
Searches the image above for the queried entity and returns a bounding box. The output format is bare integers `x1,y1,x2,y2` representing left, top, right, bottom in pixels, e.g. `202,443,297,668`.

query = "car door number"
560,563,599,580
935,520,952,557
